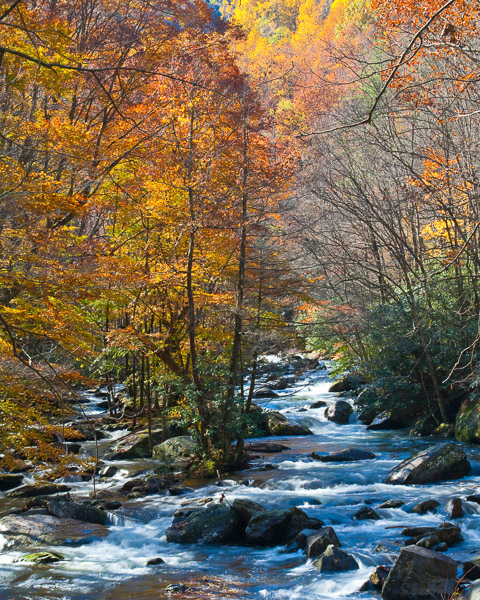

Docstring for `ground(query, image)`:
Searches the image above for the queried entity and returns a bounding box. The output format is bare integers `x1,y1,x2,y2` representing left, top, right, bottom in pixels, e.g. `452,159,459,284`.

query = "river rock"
313,545,359,572
18,551,64,564
254,386,279,399
310,400,327,409
0,514,108,548
7,483,71,498
152,436,198,470
166,502,242,544
107,428,166,460
0,473,24,491
381,546,457,600
401,523,461,546
265,412,313,436
245,507,323,546
306,527,340,558
146,556,165,566
231,498,266,524
370,566,390,590
324,401,353,424
44,497,107,525
378,499,404,509
99,465,118,478
367,410,410,431
455,399,480,443
385,443,470,484
463,555,480,580
354,506,381,520
410,499,440,514
446,497,463,519
311,448,376,462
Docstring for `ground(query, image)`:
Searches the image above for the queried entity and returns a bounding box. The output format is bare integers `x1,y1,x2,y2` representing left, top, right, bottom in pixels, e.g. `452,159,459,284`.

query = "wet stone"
446,497,463,519
354,506,381,520
378,499,404,509
410,499,440,514
382,546,457,600
386,443,470,485
147,557,165,566
306,526,341,558
313,545,359,573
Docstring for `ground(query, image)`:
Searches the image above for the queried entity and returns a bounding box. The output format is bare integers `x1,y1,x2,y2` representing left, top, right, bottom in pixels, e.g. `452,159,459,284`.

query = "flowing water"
2,362,480,600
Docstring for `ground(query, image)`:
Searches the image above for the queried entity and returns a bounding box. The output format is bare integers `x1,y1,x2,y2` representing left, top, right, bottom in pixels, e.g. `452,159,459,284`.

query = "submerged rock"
311,448,376,462
265,412,312,436
152,436,198,470
385,443,470,484
246,442,290,453
313,545,359,572
0,514,108,548
166,502,242,544
381,546,457,600
324,401,353,424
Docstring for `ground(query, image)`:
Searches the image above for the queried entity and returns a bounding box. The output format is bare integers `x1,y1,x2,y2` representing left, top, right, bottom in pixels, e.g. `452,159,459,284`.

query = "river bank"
1,358,480,599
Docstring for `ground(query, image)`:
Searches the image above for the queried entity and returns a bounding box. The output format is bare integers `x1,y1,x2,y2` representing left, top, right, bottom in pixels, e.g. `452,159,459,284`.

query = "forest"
0,0,480,598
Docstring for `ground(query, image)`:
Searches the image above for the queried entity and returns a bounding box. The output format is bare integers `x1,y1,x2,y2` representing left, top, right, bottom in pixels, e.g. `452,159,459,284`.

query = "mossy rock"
456,399,480,443
18,551,64,564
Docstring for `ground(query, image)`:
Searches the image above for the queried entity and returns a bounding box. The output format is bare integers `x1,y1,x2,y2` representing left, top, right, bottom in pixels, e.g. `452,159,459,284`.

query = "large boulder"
0,514,108,549
456,399,480,443
324,401,353,424
313,545,359,572
265,412,312,436
306,527,341,558
245,507,322,546
166,502,242,544
386,443,470,485
311,448,376,462
152,436,198,470
107,428,166,460
381,546,457,600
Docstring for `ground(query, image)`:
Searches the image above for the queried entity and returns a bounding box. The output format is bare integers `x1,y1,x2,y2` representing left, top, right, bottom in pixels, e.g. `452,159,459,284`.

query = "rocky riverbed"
1,356,480,599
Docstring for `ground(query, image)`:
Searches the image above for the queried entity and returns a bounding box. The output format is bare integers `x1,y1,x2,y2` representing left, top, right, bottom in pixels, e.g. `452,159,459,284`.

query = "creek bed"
1,365,480,599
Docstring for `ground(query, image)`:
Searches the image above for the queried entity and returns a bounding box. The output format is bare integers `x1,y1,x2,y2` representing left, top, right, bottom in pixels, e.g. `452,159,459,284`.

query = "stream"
1,359,480,599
